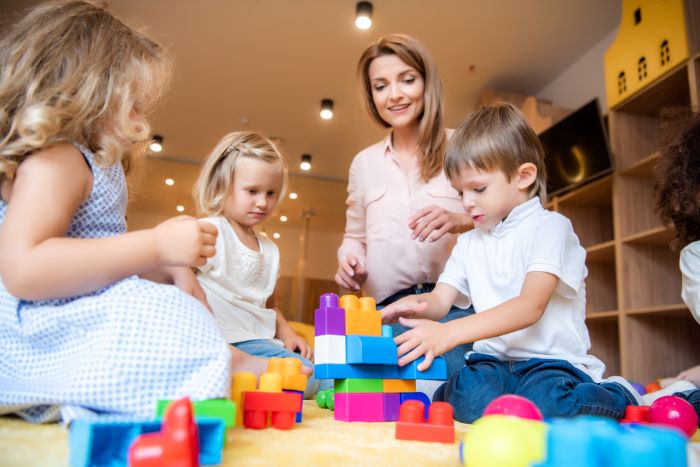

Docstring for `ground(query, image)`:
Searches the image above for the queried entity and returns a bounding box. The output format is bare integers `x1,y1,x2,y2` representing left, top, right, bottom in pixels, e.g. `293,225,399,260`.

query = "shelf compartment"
557,176,614,247
619,151,659,178
586,243,618,314
616,174,665,238
622,312,700,384
586,317,620,378
620,242,681,310
621,226,675,246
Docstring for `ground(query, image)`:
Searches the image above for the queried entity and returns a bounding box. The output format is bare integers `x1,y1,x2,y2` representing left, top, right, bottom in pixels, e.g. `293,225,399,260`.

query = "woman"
336,34,473,378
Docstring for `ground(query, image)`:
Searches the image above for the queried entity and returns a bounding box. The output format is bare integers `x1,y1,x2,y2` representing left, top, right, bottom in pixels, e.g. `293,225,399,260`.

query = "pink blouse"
337,133,463,303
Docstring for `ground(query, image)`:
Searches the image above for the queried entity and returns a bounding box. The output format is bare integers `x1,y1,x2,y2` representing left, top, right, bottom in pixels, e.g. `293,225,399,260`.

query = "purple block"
314,293,345,336
383,393,401,421
334,393,385,422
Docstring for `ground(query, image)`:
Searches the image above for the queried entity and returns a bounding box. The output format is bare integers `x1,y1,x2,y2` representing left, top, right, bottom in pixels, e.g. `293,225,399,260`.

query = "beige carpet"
0,401,470,467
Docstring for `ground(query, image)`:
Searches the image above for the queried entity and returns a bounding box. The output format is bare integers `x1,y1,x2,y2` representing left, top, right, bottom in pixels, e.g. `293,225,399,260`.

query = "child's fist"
154,216,218,267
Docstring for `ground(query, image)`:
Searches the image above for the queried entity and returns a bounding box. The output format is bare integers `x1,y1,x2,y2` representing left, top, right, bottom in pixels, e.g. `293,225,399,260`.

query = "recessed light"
176,205,185,212
300,154,312,171
149,134,163,153
289,192,298,200
272,232,281,239
320,99,334,120
165,178,174,186
280,215,288,222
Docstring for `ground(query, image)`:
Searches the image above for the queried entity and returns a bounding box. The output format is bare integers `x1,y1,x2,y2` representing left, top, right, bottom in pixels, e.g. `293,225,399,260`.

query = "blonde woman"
336,34,474,378
0,1,233,422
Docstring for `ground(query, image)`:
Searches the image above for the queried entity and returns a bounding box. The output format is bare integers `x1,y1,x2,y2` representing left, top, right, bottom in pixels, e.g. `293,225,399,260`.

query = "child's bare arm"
268,293,313,360
0,144,217,300
380,283,459,323
395,272,558,370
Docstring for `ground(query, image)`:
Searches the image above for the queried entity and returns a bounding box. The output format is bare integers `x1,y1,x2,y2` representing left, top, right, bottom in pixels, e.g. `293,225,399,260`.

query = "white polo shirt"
438,197,605,381
196,217,279,344
680,240,700,325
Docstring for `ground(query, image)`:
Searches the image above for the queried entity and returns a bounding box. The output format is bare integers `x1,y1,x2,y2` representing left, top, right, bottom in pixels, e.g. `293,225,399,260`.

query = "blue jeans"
378,283,474,379
232,339,327,397
675,389,700,426
433,352,638,423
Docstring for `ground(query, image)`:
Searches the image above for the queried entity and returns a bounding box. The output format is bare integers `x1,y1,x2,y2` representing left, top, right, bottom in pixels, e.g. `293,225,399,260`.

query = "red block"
395,400,454,443
243,391,302,430
129,397,199,467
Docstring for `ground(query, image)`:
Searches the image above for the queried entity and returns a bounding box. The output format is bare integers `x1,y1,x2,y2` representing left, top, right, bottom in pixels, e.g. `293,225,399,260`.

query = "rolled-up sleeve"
337,156,367,267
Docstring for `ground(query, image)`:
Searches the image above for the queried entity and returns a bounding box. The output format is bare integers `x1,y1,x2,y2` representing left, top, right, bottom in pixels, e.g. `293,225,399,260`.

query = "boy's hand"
281,332,313,361
154,216,218,267
335,253,368,291
394,317,450,371
381,297,429,324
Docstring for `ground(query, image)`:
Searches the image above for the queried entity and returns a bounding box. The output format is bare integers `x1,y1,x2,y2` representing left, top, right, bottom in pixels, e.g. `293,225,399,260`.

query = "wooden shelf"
557,175,613,205
613,62,690,116
625,304,689,316
619,151,659,178
586,310,619,320
587,240,615,263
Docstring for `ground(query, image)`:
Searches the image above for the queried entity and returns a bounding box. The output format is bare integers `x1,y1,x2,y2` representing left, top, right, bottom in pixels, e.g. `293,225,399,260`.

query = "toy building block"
395,400,454,443
334,392,385,422
400,392,431,419
341,295,381,336
346,335,399,365
243,391,302,429
335,378,383,393
383,393,401,422
314,362,400,380
314,293,345,336
231,371,257,427
316,389,335,410
267,357,308,392
398,355,447,380
314,334,347,365
383,379,416,393
129,398,199,467
284,389,304,422
156,399,236,429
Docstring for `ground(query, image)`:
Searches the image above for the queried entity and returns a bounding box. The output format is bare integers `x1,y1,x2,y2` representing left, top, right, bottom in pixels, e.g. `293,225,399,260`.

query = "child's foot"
229,347,269,377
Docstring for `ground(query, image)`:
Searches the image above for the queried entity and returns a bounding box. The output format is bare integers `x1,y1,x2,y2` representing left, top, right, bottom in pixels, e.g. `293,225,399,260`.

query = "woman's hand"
394,317,452,371
334,253,368,291
380,296,429,324
408,205,470,242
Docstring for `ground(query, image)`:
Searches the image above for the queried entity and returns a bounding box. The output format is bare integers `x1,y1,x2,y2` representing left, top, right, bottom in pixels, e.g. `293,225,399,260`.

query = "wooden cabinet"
548,54,700,384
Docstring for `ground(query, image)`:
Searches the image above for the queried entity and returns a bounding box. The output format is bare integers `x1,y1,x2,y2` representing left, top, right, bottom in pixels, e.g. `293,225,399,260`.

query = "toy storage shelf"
547,50,700,383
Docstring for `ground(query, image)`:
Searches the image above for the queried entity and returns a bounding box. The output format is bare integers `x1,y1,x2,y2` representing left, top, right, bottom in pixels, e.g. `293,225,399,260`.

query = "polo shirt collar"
492,197,543,237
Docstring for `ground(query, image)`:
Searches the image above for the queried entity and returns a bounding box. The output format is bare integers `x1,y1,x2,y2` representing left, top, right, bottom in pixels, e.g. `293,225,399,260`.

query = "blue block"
346,335,398,365
400,392,431,419
398,356,447,380
314,363,400,379
69,417,225,467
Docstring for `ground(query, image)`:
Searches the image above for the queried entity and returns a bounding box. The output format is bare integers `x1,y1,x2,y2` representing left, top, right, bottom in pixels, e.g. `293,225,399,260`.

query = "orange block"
341,295,381,336
384,379,417,393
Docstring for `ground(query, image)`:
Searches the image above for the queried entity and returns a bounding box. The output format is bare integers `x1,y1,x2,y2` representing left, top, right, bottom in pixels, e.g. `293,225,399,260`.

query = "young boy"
381,103,641,423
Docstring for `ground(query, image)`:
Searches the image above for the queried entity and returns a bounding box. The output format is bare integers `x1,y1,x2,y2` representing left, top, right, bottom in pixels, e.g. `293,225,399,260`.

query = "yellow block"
383,379,417,393
231,371,257,426
604,0,688,108
341,294,381,336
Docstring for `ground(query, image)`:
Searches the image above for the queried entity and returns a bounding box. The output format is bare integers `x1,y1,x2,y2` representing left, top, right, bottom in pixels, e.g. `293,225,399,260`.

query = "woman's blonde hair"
445,102,548,204
193,132,289,217
357,34,446,182
0,0,172,182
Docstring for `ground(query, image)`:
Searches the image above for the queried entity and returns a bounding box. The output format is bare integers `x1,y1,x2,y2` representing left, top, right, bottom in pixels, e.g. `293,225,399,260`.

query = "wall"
537,28,619,112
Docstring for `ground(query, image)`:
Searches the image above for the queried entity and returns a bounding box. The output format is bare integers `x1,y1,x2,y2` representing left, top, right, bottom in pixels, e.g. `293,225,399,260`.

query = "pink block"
334,393,385,422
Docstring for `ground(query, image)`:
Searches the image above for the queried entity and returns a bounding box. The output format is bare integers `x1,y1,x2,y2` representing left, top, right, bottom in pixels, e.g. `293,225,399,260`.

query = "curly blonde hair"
193,131,289,217
0,0,172,182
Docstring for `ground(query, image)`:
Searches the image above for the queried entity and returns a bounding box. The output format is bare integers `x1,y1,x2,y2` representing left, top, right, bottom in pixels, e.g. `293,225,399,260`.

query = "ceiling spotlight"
164,178,174,186
149,134,163,153
355,1,373,30
289,192,298,200
272,232,281,239
176,205,185,212
280,215,288,222
320,99,334,120
300,154,312,171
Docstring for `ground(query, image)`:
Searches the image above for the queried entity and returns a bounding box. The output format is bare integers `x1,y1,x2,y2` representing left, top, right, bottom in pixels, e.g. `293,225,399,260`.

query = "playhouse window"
660,40,670,66
637,57,647,81
618,71,627,95
634,8,642,25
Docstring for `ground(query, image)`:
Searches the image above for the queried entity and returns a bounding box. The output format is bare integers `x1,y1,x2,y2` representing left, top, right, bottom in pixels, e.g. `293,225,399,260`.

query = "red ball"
648,395,699,438
483,394,544,421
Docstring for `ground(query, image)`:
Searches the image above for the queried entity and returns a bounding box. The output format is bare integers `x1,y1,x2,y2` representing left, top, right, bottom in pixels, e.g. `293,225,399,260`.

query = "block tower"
314,293,447,422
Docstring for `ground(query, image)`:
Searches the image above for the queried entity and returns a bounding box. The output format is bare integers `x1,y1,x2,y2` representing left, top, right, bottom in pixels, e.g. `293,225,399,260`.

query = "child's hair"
0,0,172,182
654,110,700,250
444,102,548,204
193,131,289,217
357,34,446,182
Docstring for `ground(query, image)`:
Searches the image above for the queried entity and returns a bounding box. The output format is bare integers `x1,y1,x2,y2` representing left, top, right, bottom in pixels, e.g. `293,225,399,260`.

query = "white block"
314,335,346,364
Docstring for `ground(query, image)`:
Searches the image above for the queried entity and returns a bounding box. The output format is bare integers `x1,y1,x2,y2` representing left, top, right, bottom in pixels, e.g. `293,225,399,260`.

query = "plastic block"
383,379,416,393
314,363,400,379
341,295,381,336
314,293,345,336
334,392,385,422
395,400,454,443
231,371,257,426
284,390,304,422
243,391,302,430
335,378,384,393
267,357,308,392
157,399,236,428
398,355,447,380
383,393,401,422
314,335,347,365
346,335,399,365
400,392,431,419
463,414,546,466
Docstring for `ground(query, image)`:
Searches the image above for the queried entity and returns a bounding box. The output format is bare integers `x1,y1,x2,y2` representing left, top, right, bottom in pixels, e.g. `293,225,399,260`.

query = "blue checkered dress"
0,145,230,423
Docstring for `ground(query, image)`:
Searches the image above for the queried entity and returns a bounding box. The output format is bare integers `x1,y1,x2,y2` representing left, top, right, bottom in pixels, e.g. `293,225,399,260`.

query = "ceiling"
1,0,621,233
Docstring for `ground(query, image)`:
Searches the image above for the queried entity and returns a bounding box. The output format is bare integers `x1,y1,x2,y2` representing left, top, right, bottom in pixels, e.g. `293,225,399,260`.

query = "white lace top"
196,217,279,343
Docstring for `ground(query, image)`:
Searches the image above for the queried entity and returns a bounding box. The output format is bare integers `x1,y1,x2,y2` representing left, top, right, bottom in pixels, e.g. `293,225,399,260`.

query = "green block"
334,378,384,393
156,399,236,429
